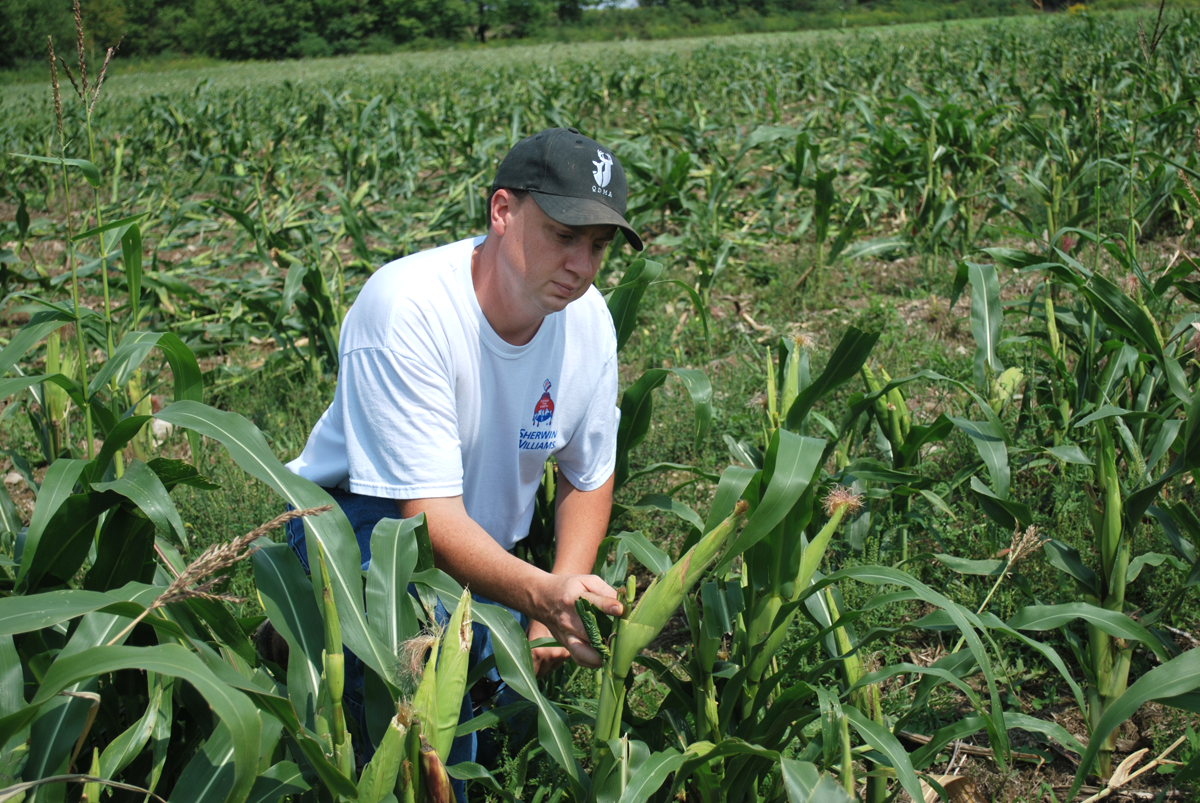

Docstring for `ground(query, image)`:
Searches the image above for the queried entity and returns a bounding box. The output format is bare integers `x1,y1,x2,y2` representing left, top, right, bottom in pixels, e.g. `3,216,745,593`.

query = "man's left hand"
528,619,571,677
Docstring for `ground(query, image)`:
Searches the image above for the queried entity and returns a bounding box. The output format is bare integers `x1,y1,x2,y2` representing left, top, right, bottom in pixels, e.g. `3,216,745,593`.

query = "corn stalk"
1085,421,1133,779
590,502,748,799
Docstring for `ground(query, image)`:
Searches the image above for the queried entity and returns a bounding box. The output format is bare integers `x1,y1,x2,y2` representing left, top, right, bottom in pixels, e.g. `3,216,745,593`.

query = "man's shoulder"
342,237,480,353
370,237,478,299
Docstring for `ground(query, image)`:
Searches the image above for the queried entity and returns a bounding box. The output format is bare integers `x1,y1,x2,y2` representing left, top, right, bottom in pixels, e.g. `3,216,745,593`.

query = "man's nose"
565,241,595,277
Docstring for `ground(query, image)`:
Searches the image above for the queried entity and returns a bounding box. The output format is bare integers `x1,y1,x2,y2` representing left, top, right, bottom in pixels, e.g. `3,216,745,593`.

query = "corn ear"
412,588,472,762
781,341,800,417
403,717,422,803
358,716,407,803
419,735,452,803
433,588,472,761
595,502,747,761
862,364,892,434
684,593,717,674
766,346,778,427
611,500,748,675
795,503,850,594
991,366,1024,415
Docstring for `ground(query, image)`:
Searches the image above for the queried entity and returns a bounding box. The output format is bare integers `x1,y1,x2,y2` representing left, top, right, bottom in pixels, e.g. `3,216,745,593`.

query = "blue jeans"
286,487,529,802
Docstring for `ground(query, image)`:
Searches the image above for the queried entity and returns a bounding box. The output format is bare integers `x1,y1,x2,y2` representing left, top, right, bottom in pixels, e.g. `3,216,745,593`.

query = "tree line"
3,0,1030,70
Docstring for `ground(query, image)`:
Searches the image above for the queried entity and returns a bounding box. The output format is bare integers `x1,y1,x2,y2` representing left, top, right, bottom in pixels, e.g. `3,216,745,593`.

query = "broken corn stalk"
591,500,747,784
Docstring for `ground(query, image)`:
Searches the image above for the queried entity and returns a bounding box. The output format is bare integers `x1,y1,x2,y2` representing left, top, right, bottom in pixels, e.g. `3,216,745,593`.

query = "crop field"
2,5,1200,803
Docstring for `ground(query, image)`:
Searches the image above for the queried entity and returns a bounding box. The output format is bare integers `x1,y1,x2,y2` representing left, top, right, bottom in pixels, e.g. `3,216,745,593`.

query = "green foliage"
3,7,1200,803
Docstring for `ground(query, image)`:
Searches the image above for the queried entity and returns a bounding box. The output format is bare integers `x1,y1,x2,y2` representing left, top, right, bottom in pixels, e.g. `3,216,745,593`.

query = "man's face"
493,191,616,316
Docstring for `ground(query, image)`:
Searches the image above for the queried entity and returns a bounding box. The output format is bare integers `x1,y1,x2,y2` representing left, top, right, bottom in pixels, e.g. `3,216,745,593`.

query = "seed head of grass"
106,505,332,646
1007,525,1043,566
823,485,863,516
47,37,63,143
1137,0,1166,64
73,0,87,95
1180,168,1200,212
55,0,121,114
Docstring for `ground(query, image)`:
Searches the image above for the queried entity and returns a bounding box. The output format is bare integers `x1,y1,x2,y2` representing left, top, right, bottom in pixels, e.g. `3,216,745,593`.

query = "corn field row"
0,7,1199,803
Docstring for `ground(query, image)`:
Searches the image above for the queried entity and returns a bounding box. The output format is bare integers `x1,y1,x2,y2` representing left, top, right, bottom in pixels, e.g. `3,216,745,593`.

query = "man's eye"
593,242,610,252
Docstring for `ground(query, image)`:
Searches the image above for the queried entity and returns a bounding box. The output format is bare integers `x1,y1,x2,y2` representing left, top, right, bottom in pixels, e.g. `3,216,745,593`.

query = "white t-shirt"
286,236,619,552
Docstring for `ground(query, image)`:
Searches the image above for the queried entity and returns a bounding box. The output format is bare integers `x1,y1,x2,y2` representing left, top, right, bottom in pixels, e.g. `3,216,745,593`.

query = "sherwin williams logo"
592,150,613,198
532,379,555,426
521,379,557,451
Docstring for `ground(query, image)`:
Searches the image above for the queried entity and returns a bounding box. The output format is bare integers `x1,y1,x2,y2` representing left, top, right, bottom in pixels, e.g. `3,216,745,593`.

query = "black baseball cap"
491,127,644,251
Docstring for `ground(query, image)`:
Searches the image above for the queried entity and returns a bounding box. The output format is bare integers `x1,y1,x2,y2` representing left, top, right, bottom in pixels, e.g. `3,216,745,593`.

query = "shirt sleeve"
555,352,618,492
338,346,464,499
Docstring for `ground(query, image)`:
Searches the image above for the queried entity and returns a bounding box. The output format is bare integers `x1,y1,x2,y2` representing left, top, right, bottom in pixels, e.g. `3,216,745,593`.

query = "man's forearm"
550,471,614,577
396,497,548,617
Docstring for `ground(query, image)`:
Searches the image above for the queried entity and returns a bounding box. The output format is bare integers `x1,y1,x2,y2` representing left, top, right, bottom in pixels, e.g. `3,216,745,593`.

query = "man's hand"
527,620,570,676
531,573,622,670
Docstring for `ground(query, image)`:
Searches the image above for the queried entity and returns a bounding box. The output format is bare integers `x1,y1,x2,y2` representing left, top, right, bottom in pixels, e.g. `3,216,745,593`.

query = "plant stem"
57,154,94,460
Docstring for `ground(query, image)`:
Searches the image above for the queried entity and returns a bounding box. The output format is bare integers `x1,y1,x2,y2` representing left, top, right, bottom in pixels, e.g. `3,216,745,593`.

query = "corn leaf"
716,431,824,575
606,258,664,354
616,748,686,803
0,645,261,803
252,543,325,731
91,459,186,543
1006,603,1171,660
1067,647,1200,800
246,762,310,803
781,758,853,803
154,401,397,689
365,516,423,668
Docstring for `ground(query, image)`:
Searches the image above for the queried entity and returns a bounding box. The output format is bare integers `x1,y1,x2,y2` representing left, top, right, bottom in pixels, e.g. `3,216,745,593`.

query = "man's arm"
527,470,615,675
397,487,620,670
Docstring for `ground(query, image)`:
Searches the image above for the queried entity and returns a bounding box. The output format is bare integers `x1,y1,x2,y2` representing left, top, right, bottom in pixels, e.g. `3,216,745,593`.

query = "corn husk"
358,716,407,803
411,587,472,762
609,501,748,675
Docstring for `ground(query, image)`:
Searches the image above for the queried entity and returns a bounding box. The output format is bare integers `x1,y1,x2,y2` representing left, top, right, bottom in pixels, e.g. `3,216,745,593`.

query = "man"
283,128,643,774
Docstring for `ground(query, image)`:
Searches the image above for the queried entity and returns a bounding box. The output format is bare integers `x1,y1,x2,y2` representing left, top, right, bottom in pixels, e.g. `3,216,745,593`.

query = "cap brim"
529,191,644,251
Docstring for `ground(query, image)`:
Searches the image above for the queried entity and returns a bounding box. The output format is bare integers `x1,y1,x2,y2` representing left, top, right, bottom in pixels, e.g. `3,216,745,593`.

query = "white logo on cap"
592,150,613,189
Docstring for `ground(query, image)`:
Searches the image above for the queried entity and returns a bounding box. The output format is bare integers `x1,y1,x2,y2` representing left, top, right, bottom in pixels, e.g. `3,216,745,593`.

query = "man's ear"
490,189,515,235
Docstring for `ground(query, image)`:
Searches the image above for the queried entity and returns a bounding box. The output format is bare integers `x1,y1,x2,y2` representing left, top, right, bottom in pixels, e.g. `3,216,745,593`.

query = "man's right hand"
534,573,622,669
